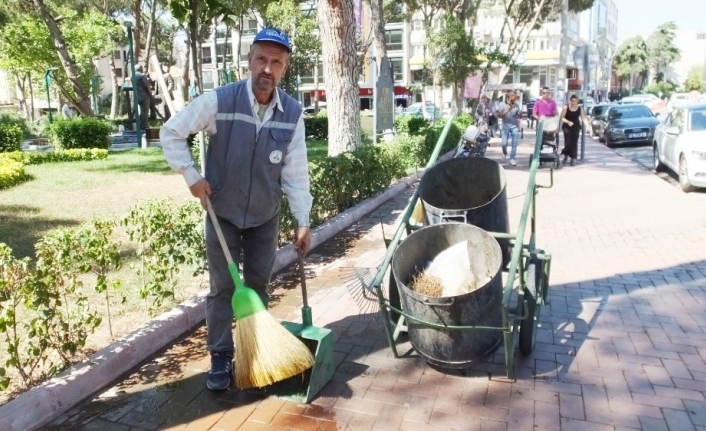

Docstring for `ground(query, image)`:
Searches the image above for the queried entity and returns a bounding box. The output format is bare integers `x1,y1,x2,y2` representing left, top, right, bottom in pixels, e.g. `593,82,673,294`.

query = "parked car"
302,102,327,118
621,94,664,112
588,103,611,137
401,102,441,121
653,103,706,192
666,93,691,113
599,104,660,147
579,96,595,113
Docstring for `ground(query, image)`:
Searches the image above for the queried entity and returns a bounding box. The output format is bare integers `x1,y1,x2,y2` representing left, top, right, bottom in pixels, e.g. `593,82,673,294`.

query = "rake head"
340,265,386,318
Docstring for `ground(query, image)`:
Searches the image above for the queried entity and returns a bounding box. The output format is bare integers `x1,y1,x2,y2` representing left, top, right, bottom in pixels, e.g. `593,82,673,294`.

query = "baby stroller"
454,122,490,159
531,115,561,168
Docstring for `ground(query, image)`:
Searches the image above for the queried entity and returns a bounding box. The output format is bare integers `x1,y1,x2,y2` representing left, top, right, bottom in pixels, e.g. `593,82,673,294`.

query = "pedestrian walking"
498,94,522,166
559,95,588,166
160,28,313,392
533,87,558,122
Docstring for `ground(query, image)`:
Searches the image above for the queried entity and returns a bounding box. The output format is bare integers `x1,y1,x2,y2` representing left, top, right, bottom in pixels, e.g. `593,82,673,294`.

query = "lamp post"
44,69,56,123
124,21,140,143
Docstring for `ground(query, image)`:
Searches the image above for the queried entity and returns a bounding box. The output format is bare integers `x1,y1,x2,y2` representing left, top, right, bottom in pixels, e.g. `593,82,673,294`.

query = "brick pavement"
48,132,706,431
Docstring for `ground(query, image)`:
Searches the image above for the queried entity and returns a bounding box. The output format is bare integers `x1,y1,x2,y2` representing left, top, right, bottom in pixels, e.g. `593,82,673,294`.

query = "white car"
653,103,706,192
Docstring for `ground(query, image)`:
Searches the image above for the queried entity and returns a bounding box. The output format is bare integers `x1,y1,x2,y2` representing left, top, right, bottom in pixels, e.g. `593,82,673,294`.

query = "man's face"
542,89,551,101
248,42,289,94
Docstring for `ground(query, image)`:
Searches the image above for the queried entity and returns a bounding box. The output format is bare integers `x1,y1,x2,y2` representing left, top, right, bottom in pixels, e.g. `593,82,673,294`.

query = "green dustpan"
254,250,335,404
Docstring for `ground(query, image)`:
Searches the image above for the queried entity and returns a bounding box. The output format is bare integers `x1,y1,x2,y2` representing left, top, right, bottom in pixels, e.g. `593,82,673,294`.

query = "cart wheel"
554,157,561,169
519,251,544,355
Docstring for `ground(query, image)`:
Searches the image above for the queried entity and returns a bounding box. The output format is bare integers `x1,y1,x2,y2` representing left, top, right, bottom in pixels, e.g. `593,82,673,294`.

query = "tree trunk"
181,39,190,102
365,0,387,63
236,15,243,81
212,18,220,87
143,0,158,68
15,75,28,120
108,54,119,119
188,1,200,97
318,0,361,156
314,57,320,111
133,0,142,63
27,74,36,121
31,0,93,116
224,25,230,82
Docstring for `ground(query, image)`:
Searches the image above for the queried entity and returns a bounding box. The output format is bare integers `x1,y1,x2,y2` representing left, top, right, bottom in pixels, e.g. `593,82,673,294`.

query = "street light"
124,21,140,143
44,68,57,123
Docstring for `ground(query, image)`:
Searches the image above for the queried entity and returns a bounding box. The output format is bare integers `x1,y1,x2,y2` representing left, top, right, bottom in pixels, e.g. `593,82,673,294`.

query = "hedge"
0,124,23,153
304,117,327,140
1,149,109,165
50,118,112,150
0,114,30,139
394,115,427,136
0,158,31,190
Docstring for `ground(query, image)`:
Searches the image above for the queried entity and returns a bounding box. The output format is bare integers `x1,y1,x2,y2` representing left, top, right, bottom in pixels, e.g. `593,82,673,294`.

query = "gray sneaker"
206,352,233,391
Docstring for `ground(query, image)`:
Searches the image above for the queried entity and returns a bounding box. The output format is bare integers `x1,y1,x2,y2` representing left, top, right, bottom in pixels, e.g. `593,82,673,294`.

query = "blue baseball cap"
253,28,292,53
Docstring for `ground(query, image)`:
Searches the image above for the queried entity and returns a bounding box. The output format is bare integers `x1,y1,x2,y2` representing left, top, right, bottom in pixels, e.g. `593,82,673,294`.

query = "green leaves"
122,199,206,309
49,118,112,150
427,15,482,88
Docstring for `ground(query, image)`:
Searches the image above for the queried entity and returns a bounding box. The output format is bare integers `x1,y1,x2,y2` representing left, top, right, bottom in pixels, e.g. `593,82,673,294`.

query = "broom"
205,197,315,389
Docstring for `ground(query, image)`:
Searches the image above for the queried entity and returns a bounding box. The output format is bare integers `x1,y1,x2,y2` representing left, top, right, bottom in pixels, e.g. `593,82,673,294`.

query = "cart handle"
422,296,454,306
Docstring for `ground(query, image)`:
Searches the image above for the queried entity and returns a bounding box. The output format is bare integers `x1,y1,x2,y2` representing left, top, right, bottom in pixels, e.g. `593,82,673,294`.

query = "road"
585,134,690,191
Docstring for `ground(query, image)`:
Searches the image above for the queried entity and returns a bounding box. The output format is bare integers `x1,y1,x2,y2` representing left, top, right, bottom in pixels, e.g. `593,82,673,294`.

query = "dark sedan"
600,104,660,147
588,103,611,137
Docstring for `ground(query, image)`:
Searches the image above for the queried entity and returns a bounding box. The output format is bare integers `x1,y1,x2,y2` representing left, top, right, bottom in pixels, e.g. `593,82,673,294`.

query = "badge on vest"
269,150,283,164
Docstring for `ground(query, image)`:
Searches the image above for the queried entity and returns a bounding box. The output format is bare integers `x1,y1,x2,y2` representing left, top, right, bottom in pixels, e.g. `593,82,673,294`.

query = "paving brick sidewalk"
49,132,706,431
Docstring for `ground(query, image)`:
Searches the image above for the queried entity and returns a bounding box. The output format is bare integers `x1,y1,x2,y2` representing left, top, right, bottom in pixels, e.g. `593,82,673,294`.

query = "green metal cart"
370,116,555,379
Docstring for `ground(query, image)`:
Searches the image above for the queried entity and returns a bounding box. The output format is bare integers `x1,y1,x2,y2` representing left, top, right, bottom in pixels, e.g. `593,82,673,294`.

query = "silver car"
653,103,706,192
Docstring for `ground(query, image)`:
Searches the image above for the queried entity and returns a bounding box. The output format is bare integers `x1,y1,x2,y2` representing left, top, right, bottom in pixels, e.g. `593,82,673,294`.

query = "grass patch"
0,142,333,259
307,140,328,163
0,148,190,259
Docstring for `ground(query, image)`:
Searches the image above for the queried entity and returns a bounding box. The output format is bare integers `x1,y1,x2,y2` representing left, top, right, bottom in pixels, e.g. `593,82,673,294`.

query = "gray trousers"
205,212,279,355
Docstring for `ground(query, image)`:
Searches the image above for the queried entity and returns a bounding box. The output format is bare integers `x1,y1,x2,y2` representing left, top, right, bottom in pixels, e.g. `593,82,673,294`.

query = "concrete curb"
0,154,450,431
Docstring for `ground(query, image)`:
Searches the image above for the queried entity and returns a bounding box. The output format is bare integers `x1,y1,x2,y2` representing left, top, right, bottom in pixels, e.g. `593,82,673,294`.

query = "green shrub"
0,149,109,166
454,113,474,130
26,149,109,164
385,134,426,170
0,124,23,153
49,117,112,150
278,141,406,245
304,117,327,140
414,120,463,167
0,114,30,139
395,115,427,136
0,157,31,190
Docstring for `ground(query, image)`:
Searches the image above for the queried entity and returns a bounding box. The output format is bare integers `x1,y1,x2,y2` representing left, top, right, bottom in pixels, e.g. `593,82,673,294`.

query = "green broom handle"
205,197,245,291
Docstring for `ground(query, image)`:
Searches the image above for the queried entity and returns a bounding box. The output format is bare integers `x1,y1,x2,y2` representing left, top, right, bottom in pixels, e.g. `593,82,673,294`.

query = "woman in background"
559,95,588,166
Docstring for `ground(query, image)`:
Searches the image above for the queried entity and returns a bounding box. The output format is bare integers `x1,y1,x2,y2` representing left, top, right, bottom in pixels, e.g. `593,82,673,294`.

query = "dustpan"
250,250,335,404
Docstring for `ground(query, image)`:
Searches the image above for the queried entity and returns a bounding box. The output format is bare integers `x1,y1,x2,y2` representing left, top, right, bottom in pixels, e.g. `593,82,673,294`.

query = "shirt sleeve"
160,90,219,187
281,113,313,227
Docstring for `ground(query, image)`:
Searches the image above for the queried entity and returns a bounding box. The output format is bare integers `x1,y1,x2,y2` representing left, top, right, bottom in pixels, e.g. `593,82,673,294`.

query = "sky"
616,0,706,43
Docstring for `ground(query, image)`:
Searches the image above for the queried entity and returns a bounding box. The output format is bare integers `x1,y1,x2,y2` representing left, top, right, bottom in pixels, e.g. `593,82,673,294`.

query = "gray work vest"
206,80,302,228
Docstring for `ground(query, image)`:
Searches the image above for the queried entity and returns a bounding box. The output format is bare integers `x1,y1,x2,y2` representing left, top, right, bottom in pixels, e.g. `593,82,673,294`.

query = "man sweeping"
160,28,313,391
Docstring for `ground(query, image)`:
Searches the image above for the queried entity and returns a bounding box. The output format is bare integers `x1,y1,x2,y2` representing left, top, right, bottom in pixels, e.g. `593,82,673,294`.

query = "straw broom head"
233,287,315,389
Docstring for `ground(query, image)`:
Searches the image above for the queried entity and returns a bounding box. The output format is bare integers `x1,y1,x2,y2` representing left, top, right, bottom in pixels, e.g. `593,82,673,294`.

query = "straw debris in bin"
410,272,443,297
205,198,315,389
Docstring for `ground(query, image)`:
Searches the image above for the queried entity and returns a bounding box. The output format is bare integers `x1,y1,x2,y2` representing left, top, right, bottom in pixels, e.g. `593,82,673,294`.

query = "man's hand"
294,226,311,256
189,179,212,210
